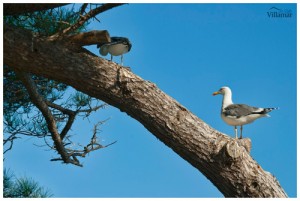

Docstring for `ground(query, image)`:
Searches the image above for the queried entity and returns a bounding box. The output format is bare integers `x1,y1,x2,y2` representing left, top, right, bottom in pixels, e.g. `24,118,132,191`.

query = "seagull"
212,86,278,139
97,37,132,65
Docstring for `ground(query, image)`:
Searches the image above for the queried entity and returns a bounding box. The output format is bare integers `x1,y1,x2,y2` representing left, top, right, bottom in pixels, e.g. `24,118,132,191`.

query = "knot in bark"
212,135,252,162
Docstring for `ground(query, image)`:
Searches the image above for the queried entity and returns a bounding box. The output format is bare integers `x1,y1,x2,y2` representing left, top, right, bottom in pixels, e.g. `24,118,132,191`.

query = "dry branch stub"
66,30,111,46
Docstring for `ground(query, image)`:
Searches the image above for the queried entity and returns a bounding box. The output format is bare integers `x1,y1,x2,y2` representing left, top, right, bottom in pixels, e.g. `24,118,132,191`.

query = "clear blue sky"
3,3,297,198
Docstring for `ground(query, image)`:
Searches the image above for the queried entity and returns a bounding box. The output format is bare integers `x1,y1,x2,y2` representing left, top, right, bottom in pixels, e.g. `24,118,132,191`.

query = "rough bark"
4,23,288,198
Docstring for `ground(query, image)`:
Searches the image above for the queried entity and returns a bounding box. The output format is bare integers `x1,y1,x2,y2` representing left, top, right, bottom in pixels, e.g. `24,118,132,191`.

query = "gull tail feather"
263,107,279,117
252,107,279,116
264,107,279,113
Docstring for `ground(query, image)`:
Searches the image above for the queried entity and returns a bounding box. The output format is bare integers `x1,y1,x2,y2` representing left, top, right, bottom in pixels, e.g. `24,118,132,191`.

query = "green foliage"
73,91,92,107
3,169,14,198
4,5,87,36
3,169,53,198
4,65,68,118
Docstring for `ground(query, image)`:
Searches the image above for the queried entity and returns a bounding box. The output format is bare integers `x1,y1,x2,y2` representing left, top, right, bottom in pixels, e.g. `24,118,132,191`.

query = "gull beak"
212,91,220,96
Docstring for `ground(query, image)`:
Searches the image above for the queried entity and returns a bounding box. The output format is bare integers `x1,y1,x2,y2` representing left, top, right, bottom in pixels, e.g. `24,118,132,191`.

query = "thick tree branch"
4,3,69,16
4,23,288,197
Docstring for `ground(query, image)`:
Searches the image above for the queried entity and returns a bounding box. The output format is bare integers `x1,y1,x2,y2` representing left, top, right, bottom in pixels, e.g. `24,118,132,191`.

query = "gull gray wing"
99,45,109,56
223,104,261,118
97,37,126,48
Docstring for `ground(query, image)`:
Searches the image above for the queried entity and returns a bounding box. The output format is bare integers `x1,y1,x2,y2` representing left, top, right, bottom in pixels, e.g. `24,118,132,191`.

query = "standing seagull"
97,37,132,65
212,86,278,139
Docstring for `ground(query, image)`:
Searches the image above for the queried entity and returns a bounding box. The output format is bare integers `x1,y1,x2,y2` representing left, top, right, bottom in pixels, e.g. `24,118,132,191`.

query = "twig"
80,3,88,15
77,104,107,114
3,135,19,154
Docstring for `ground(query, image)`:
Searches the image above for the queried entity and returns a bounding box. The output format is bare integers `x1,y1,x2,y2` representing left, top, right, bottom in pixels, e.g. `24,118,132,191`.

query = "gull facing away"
97,37,132,65
212,86,278,139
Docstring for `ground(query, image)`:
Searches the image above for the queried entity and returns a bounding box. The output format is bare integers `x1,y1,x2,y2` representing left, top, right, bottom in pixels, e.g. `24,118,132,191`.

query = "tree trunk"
4,23,288,198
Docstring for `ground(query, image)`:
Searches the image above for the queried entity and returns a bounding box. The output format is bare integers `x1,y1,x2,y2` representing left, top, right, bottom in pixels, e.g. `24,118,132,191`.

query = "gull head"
212,86,231,96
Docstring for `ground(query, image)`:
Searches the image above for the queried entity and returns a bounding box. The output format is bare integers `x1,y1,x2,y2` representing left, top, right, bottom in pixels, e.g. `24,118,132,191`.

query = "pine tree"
3,169,53,198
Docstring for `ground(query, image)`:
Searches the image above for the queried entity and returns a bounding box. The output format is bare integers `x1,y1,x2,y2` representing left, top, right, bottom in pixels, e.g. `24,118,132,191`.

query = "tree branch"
13,70,72,164
45,100,76,140
4,3,69,16
6,65,111,166
3,135,19,154
80,3,89,15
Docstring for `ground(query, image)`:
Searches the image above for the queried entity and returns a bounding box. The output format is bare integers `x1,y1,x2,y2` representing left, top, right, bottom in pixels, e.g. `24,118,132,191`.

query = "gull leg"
121,54,124,66
234,126,238,139
110,54,113,61
239,126,243,139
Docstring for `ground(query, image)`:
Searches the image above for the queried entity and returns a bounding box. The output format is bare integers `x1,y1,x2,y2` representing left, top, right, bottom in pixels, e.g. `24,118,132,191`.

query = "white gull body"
213,86,278,138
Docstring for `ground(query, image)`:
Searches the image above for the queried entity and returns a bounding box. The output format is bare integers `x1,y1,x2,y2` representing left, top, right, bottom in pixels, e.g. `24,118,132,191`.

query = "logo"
267,7,292,18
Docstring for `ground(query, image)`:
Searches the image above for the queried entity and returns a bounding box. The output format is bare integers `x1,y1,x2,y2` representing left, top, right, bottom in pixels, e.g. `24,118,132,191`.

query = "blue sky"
3,3,297,198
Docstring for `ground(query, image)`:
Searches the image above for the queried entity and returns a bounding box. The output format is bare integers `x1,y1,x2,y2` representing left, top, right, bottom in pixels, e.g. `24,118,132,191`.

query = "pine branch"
50,3,125,39
9,69,112,166
13,70,74,165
